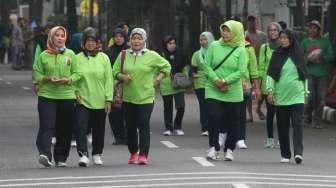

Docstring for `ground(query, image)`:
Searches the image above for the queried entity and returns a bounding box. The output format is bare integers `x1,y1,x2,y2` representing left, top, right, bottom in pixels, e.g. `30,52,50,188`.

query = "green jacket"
259,43,274,94
301,36,334,77
243,43,259,81
191,50,207,89
113,49,171,104
75,52,113,109
204,40,248,102
33,49,81,99
159,66,188,96
266,58,309,106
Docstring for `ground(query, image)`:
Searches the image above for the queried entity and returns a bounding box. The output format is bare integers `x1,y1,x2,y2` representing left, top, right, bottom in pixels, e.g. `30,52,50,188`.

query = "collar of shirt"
129,48,148,56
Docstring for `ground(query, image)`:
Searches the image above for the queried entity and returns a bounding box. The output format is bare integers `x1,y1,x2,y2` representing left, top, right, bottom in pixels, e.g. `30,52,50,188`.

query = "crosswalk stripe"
5,81,11,85
232,183,250,188
21,86,30,90
160,141,179,148
192,157,215,167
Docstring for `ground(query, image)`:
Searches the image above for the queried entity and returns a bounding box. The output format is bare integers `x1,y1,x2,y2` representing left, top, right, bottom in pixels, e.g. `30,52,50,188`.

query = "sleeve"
258,44,267,79
154,52,171,76
204,44,220,81
104,55,113,102
304,79,310,96
190,51,198,74
266,75,275,93
32,54,45,82
248,46,259,79
112,53,122,80
33,44,42,65
224,47,248,84
69,53,82,83
323,39,334,63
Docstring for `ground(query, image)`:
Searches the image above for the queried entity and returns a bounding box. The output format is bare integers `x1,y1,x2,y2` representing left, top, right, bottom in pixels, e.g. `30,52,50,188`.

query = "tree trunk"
295,0,305,29
66,0,78,35
189,0,201,54
29,0,43,23
0,0,10,26
226,0,232,20
89,0,94,26
328,1,336,49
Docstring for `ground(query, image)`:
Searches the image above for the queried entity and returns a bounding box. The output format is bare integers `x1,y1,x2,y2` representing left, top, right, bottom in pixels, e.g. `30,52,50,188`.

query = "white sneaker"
265,138,275,148
71,140,77,147
201,131,209,136
87,134,92,145
280,158,290,163
163,130,172,136
218,133,227,148
224,149,234,161
51,137,56,145
294,155,303,164
93,154,103,165
175,129,185,136
78,156,90,167
236,140,248,149
38,155,53,167
206,147,220,160
56,162,67,167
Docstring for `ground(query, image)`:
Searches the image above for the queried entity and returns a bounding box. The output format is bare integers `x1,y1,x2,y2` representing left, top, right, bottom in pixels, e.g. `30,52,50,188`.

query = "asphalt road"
1,64,336,188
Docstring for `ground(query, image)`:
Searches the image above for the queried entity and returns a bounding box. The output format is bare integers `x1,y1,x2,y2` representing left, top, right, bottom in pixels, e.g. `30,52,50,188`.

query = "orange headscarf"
46,26,67,54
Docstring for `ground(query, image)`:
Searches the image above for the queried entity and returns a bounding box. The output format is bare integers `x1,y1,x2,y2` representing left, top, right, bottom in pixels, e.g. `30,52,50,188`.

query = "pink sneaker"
138,154,148,165
128,153,139,164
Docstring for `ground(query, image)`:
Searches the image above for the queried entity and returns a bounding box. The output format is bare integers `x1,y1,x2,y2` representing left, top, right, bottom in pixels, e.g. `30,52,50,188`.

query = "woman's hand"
118,73,132,84
75,91,82,103
213,79,228,93
33,84,39,95
267,92,275,105
105,102,112,113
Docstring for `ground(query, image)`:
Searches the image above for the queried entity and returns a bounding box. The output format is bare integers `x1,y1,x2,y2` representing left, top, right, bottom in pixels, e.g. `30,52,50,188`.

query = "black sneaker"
294,155,303,164
38,155,53,167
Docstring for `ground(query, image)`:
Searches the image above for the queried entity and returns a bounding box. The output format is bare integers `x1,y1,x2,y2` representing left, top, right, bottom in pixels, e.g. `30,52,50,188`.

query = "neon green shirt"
33,49,81,99
191,50,207,89
75,52,113,109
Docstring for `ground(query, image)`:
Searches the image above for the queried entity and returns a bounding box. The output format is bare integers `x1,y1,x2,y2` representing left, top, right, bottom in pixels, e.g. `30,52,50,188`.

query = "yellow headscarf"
219,20,245,47
46,26,67,54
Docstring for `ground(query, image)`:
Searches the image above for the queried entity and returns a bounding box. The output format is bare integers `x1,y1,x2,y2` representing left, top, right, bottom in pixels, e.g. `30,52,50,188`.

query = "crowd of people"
16,14,334,167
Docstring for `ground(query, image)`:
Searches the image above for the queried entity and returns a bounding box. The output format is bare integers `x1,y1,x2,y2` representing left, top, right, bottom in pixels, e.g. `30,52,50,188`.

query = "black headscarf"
267,29,307,81
105,28,129,64
162,35,187,75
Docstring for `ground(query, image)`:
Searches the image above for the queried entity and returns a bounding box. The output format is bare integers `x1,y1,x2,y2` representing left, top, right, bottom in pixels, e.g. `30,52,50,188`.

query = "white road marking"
0,77,2,81
160,140,179,148
192,157,215,167
2,171,336,182
21,86,30,90
232,183,250,188
5,81,12,85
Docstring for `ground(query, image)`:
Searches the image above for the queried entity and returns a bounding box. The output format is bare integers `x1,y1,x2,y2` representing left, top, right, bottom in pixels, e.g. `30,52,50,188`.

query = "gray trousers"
305,75,328,125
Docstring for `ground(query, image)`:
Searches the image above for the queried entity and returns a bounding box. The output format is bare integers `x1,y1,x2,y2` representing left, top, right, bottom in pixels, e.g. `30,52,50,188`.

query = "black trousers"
276,104,304,159
207,99,241,152
124,102,154,157
195,88,208,132
162,92,185,131
108,106,126,142
238,96,247,140
36,97,74,162
266,99,276,138
75,104,106,156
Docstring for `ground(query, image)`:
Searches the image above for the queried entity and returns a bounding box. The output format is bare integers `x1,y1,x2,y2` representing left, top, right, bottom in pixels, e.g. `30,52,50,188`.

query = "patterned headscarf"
130,28,147,52
46,26,67,54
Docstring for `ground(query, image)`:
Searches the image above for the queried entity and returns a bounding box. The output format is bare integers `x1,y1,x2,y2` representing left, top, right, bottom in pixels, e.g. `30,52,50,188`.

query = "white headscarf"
130,28,147,53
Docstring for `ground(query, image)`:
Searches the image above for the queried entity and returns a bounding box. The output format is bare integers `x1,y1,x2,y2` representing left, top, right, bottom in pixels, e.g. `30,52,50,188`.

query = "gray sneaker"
38,155,53,167
265,138,275,148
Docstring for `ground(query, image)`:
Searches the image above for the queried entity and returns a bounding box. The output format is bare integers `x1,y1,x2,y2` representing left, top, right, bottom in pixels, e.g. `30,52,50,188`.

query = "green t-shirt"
113,49,171,104
204,41,248,102
191,50,207,89
301,36,334,77
266,58,309,106
33,49,81,99
75,52,113,109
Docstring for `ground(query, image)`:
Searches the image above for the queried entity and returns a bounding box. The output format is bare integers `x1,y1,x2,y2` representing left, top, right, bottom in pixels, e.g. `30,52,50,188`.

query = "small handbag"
113,50,126,108
172,72,193,89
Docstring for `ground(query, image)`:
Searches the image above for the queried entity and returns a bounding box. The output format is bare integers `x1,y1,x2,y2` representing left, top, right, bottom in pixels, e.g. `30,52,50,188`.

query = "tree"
189,0,201,54
295,0,305,29
328,1,336,49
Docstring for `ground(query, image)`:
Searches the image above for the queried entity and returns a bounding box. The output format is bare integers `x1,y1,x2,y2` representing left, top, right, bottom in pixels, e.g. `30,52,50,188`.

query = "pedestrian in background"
74,27,113,167
160,35,188,136
191,31,215,136
105,28,129,145
259,22,282,148
11,18,24,70
33,26,80,167
113,28,171,165
205,20,247,161
266,29,308,164
301,20,334,129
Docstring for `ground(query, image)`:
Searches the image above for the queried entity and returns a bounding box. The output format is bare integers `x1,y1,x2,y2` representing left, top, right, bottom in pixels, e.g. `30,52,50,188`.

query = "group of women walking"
33,19,308,168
